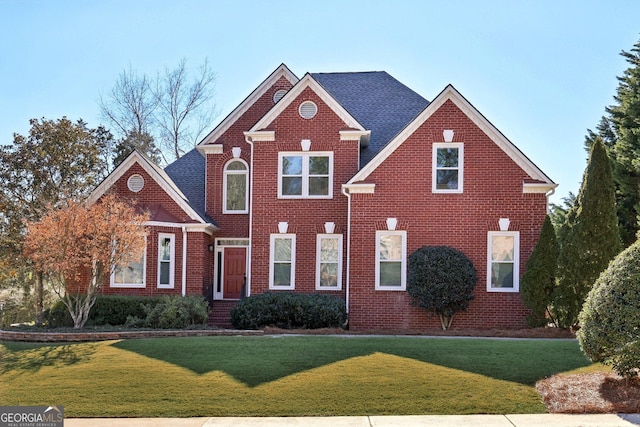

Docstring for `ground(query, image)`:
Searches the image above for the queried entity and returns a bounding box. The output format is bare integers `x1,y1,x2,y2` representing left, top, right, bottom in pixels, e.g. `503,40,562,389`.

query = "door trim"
213,238,249,300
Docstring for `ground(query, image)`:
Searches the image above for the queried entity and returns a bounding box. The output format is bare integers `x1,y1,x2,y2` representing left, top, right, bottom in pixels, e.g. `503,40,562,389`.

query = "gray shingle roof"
164,148,215,225
311,71,430,167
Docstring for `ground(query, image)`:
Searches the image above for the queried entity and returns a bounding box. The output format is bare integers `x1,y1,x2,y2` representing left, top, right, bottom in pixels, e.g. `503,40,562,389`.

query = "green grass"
0,336,593,417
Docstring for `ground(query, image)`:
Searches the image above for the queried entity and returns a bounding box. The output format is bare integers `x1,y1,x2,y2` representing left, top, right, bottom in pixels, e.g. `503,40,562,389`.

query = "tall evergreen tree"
520,215,559,327
555,138,621,328
587,38,640,245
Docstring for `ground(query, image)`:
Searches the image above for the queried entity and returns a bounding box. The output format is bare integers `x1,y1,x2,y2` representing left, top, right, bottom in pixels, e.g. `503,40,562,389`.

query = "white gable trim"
88,151,209,224
196,144,223,155
248,73,366,133
348,85,555,188
198,64,299,146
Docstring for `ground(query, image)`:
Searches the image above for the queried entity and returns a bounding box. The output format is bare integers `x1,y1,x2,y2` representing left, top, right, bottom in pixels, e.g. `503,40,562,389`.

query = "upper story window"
487,231,520,292
316,234,343,290
432,143,464,193
375,230,407,291
278,152,333,198
223,159,249,213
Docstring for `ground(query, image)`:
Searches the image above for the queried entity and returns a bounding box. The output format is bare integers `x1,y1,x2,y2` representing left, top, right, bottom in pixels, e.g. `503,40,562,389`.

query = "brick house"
90,64,556,330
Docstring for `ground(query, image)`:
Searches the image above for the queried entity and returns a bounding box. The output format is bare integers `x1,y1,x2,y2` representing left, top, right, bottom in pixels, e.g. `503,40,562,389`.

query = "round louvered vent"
127,174,145,193
299,101,318,119
273,89,287,103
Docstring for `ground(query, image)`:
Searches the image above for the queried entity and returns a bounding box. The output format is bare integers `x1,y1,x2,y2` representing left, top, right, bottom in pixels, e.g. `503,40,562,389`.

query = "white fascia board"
342,183,376,194
248,74,366,133
196,144,224,155
88,151,208,224
198,64,299,146
146,221,218,235
244,130,275,142
340,129,371,141
523,182,558,194
348,85,555,187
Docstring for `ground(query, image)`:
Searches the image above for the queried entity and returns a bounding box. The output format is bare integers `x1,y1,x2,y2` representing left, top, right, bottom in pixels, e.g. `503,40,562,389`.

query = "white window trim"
316,233,343,291
375,230,407,291
110,236,147,288
223,159,249,214
487,231,520,293
157,233,175,289
269,233,296,290
432,143,464,193
278,151,333,199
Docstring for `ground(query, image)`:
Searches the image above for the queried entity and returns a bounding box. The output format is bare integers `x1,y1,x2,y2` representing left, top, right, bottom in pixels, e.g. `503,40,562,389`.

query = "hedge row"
230,292,346,329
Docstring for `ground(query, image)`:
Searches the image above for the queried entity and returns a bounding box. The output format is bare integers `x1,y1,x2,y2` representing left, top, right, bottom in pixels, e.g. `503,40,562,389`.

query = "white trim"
269,233,296,290
432,143,464,193
213,239,250,301
278,152,333,199
157,233,175,289
223,159,249,214
342,183,375,194
145,221,217,235
110,236,147,288
195,144,224,155
181,227,187,296
340,129,371,141
316,234,343,291
523,182,558,194
199,64,298,146
375,230,407,291
487,231,520,293
248,73,366,134
244,130,275,142
347,85,555,187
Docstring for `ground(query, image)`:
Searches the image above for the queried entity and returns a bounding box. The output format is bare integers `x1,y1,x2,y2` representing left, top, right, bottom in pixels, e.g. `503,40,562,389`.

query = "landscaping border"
0,328,264,342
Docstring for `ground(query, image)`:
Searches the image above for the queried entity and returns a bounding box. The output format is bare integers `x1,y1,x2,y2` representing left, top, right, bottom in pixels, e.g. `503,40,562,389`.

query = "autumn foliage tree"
23,195,149,328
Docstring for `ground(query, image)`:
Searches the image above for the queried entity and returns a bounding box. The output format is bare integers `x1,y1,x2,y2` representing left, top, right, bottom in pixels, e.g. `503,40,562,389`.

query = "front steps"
208,300,238,328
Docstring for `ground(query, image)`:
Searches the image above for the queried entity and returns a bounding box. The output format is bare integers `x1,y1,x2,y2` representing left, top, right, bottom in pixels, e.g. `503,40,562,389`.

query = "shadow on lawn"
112,336,591,388
0,342,98,375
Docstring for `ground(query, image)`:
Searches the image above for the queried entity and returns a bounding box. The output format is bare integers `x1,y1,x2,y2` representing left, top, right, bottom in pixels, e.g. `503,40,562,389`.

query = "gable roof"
348,84,556,190
311,71,430,167
164,148,213,223
198,64,299,147
89,150,216,228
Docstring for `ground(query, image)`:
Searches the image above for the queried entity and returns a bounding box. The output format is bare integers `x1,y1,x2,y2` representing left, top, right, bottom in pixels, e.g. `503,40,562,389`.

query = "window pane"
227,160,247,171
159,262,170,285
319,263,338,287
320,238,339,262
437,148,459,167
492,236,514,261
160,238,171,261
282,177,302,195
379,235,402,260
436,170,458,189
491,263,514,288
380,262,402,287
309,177,329,195
226,173,247,210
282,156,302,175
274,238,292,262
273,263,292,286
309,156,329,175
115,256,144,284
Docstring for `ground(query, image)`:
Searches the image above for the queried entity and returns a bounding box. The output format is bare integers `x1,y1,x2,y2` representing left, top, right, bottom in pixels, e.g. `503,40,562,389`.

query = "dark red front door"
223,247,246,299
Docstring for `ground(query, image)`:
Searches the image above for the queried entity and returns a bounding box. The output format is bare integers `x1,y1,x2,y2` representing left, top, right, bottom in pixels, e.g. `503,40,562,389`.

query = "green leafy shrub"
230,292,346,330
407,246,477,330
127,295,209,329
577,239,640,378
44,300,73,328
87,295,162,326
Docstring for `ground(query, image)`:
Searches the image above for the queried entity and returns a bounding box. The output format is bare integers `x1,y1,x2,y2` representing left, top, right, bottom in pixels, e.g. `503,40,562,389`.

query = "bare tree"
155,58,217,161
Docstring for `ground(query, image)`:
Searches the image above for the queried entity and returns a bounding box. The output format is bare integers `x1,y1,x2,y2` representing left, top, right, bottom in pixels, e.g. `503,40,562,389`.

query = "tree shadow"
0,342,98,375
600,376,640,412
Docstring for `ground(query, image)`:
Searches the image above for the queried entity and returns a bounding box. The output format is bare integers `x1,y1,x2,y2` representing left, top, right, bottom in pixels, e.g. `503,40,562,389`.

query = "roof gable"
348,84,556,188
198,64,299,146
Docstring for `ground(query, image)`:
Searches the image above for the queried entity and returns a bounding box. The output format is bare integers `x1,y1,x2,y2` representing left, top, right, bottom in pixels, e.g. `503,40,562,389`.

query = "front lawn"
0,335,591,417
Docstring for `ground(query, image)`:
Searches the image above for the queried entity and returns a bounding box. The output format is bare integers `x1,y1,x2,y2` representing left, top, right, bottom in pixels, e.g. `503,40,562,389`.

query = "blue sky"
1,0,638,204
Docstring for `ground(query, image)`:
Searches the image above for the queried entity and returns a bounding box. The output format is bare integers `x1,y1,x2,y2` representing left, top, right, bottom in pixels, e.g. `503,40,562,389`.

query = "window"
157,233,175,288
433,143,464,193
487,231,520,292
316,234,343,290
223,159,249,213
375,230,407,290
111,239,147,288
278,152,332,198
269,234,296,290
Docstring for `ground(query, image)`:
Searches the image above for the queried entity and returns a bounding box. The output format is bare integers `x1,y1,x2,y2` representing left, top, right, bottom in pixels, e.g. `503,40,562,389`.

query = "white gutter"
182,226,187,296
244,134,255,297
341,185,352,316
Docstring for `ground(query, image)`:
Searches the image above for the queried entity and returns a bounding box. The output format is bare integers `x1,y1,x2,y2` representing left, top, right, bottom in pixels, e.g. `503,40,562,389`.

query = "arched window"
223,159,248,213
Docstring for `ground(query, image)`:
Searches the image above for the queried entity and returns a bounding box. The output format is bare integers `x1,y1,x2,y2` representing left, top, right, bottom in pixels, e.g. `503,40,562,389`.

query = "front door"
223,247,246,299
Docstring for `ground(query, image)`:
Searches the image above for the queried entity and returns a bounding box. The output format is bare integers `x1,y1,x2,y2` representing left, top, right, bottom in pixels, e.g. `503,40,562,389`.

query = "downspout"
182,226,187,296
545,187,556,214
244,135,254,297
341,185,352,319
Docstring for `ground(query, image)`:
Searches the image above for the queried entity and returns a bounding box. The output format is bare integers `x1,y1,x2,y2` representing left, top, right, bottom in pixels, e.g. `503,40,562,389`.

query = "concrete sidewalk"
66,414,640,426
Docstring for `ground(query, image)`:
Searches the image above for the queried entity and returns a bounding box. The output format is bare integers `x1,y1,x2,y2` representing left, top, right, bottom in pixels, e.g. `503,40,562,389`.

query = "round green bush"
407,246,477,330
577,239,640,378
